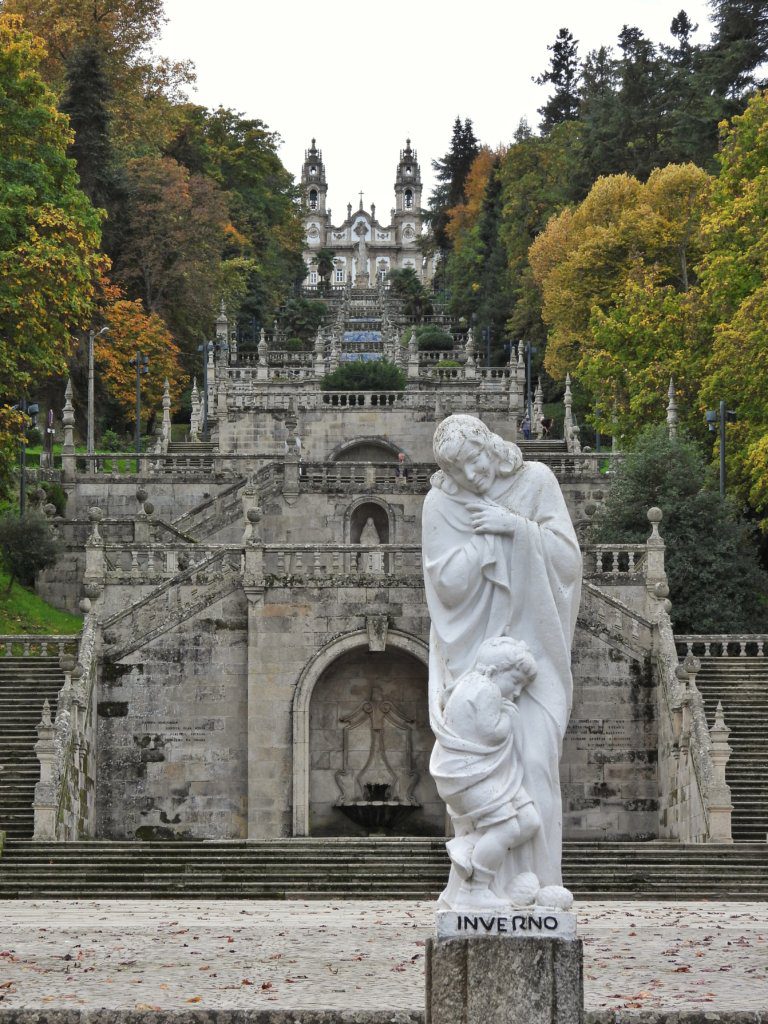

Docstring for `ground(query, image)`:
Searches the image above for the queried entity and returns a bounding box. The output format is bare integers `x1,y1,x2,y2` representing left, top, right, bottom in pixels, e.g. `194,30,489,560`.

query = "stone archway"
328,436,404,463
292,630,442,836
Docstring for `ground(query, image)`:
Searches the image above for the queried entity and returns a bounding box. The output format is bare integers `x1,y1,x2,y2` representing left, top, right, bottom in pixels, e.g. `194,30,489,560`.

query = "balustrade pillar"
708,701,733,843
33,700,57,839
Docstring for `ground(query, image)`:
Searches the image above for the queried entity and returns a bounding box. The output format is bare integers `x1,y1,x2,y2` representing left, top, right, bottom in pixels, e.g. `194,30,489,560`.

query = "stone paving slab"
0,901,765,1015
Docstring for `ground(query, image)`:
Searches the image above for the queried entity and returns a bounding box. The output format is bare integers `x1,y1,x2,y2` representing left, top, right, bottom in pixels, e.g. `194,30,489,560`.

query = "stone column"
160,378,171,453
61,378,77,481
708,701,734,842
257,329,269,383
644,507,668,617
407,330,420,380
313,328,326,377
33,699,58,840
666,377,679,439
190,379,201,440
427,931,583,1024
533,379,544,438
84,507,106,594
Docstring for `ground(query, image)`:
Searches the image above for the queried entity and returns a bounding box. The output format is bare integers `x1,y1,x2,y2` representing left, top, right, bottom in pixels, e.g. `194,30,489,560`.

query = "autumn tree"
113,154,229,353
166,105,305,332
698,90,768,523
95,281,184,431
0,14,102,488
428,116,480,252
3,0,194,152
530,164,712,437
444,147,496,322
499,122,578,352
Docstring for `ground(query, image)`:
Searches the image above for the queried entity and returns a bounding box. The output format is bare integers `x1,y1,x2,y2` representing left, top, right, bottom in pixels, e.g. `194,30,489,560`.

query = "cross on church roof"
359,190,364,210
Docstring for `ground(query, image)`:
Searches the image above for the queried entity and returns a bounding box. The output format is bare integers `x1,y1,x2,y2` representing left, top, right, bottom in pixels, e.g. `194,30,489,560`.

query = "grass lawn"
0,572,82,635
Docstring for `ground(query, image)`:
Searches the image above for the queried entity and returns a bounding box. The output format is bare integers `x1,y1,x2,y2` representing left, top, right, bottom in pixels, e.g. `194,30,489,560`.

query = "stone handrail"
418,350,461,363
103,543,243,584
70,452,269,481
583,543,647,578
33,612,98,840
171,477,246,536
319,389,407,408
655,615,732,843
0,635,78,658
261,543,423,582
299,461,433,490
101,547,244,659
675,634,768,657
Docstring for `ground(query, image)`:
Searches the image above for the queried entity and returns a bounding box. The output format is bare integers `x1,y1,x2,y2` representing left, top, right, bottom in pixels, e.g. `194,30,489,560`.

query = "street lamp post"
705,400,737,497
87,325,109,458
15,399,39,516
128,351,149,457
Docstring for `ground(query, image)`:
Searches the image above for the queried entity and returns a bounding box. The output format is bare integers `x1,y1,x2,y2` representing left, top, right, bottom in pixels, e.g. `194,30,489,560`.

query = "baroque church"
301,138,430,287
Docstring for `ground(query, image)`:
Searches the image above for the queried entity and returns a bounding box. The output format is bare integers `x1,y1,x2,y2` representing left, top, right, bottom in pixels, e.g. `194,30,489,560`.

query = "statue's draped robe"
422,458,581,900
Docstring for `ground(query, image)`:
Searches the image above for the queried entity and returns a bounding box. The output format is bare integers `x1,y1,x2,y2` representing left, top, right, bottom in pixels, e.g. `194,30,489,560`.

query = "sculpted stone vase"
422,415,582,912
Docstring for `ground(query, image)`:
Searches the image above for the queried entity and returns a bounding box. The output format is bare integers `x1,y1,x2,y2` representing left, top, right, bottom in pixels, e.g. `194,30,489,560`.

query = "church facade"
300,139,428,287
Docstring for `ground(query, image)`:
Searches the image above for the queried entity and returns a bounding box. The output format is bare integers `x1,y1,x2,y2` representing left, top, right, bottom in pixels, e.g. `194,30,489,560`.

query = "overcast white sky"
160,0,715,222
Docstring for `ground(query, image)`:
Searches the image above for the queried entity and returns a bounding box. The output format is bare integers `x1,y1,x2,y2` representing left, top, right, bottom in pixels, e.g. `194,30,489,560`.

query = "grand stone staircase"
0,658,63,839
694,656,768,842
0,839,766,899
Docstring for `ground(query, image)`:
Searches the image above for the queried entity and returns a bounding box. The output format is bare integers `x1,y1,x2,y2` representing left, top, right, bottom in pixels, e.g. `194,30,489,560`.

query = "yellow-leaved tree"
699,90,768,524
529,164,711,439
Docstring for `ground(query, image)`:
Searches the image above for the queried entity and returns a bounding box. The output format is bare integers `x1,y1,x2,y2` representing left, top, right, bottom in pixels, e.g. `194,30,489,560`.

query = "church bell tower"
301,139,328,215
394,139,422,214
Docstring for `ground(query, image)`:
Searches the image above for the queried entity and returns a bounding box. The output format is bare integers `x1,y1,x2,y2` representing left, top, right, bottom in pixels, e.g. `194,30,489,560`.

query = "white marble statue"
422,414,582,911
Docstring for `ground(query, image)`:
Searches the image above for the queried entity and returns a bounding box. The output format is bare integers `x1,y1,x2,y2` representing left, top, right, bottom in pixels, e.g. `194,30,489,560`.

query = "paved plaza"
0,899,765,1014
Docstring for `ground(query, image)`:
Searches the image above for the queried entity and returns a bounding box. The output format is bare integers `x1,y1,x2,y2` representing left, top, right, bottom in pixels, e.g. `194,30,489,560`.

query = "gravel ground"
0,900,765,1013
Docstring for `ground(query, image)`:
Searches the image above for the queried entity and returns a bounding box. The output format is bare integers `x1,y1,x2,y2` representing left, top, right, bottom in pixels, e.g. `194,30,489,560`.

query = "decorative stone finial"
39,699,52,728
666,377,679,439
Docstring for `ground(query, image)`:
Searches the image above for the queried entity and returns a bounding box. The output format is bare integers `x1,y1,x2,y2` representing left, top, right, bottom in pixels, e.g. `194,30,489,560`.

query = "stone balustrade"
675,634,768,657
103,544,242,584
262,543,423,581
583,543,647,578
319,389,407,408
0,635,78,658
656,618,733,843
33,611,97,840
298,461,432,490
418,350,461,363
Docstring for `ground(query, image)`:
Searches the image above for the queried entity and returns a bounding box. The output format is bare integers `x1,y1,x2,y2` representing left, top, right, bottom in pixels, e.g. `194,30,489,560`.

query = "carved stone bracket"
366,613,388,652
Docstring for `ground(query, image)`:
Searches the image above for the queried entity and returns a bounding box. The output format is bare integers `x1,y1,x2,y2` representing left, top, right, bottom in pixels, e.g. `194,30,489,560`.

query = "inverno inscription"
435,910,577,941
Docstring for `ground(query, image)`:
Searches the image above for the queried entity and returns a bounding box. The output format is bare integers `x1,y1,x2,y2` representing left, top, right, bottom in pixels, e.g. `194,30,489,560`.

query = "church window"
405,165,412,175
335,267,345,283
309,189,318,210
309,165,317,175
309,270,318,285
404,189,413,209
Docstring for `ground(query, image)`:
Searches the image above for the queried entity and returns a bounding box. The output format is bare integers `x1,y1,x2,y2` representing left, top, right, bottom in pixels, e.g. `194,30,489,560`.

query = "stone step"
0,841,765,900
0,657,63,840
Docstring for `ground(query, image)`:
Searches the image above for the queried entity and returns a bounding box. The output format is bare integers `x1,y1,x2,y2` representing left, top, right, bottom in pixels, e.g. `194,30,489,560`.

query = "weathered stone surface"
426,936,583,1024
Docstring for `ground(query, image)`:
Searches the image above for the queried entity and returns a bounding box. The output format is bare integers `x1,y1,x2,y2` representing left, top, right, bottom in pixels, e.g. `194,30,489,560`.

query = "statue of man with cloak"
422,414,582,910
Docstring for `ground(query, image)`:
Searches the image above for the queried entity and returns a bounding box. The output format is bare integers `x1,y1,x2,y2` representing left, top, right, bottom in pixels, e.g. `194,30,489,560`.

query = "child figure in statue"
432,636,541,909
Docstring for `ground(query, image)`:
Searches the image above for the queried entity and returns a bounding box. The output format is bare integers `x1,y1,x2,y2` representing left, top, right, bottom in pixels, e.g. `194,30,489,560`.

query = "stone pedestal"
426,934,583,1024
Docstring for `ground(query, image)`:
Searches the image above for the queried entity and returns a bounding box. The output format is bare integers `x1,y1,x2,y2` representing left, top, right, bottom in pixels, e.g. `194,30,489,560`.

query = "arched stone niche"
345,497,393,544
292,630,444,837
328,437,404,464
